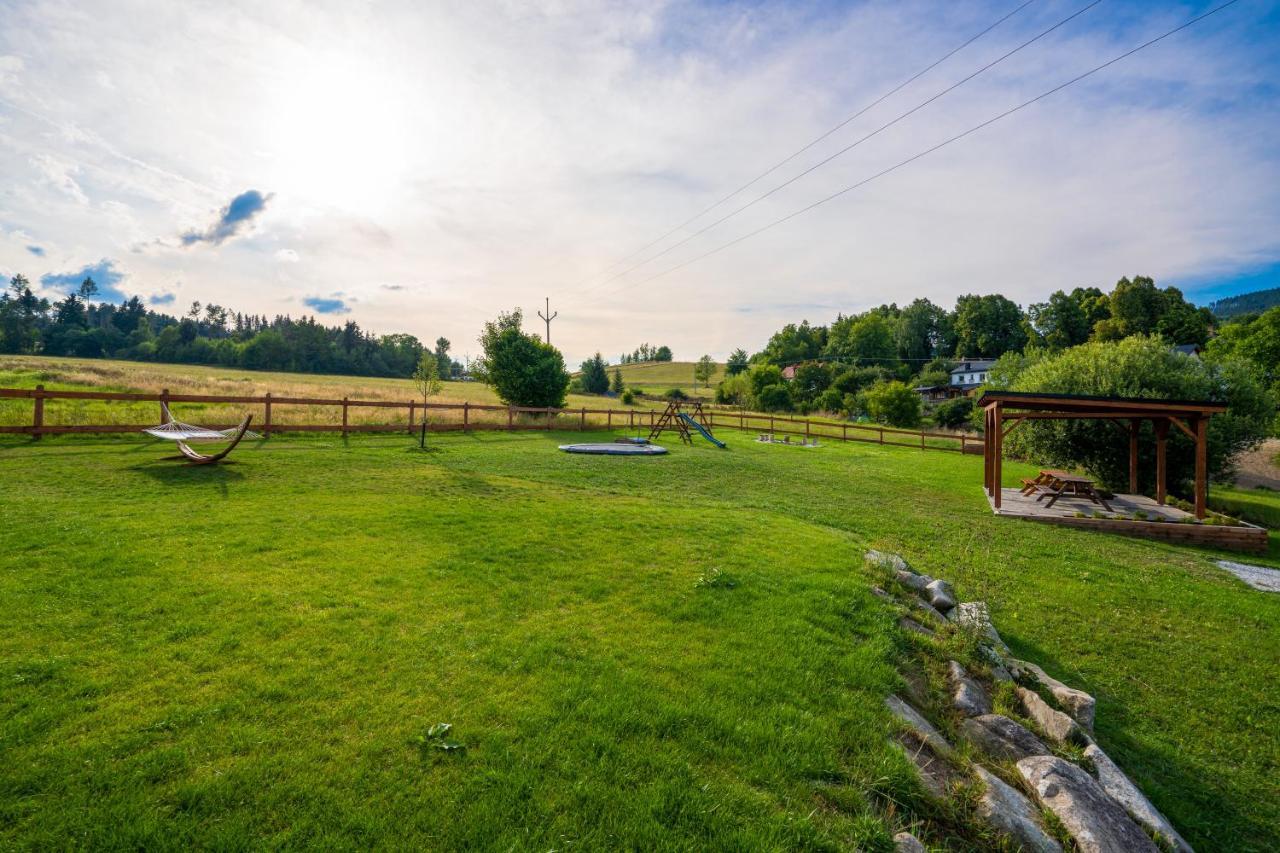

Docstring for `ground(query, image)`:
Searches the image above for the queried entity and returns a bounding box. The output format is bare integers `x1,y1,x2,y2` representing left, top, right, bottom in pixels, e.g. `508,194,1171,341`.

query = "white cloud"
0,1,1275,363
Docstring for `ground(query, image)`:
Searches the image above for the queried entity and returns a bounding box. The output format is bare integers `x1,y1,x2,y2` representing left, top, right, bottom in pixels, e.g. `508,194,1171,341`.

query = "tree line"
711,276,1261,429
0,274,462,380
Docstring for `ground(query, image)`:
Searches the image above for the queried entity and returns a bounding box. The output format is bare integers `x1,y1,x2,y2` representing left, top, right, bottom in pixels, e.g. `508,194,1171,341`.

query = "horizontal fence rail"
0,385,979,454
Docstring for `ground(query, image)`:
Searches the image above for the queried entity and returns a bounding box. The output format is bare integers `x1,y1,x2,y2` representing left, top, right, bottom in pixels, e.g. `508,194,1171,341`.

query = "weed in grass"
693,566,739,590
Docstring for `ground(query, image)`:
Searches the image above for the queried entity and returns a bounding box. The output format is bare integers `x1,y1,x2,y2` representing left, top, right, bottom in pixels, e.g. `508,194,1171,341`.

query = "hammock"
144,403,259,464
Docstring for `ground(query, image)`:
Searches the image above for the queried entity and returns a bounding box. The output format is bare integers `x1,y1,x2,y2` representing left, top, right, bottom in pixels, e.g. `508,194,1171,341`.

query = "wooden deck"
987,488,1268,553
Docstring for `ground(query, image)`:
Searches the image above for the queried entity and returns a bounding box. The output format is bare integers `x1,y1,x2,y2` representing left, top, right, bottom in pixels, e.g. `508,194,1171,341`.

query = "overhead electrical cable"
582,0,1241,302
571,0,1102,298
566,0,1041,290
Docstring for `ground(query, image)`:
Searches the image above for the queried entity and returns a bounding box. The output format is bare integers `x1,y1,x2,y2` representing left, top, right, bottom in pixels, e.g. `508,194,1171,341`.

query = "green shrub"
933,396,974,429
814,387,845,414
859,381,922,428
621,389,635,405
757,383,792,412
664,388,688,401
472,309,571,408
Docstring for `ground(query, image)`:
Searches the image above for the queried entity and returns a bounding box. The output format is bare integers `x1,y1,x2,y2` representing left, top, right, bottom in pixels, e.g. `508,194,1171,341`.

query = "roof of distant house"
950,358,995,374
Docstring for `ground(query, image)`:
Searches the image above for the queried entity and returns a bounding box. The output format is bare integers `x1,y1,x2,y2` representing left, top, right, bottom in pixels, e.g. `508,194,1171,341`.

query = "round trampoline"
559,442,668,456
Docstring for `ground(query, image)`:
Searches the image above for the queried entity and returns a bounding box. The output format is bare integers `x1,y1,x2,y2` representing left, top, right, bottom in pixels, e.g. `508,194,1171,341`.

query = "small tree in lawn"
413,352,443,448
694,354,717,388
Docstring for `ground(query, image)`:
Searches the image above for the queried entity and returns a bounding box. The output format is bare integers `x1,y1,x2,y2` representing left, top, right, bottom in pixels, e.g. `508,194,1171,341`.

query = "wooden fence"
0,385,979,453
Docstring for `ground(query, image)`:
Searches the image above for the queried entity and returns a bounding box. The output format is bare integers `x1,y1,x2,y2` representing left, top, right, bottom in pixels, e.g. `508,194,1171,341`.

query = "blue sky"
1,0,1277,363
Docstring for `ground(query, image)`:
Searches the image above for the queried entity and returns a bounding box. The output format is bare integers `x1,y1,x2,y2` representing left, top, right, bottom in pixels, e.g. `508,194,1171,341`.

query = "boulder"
913,597,948,624
947,660,991,717
1017,755,1158,853
1016,686,1082,744
972,766,1062,853
898,616,935,638
960,714,1049,762
870,586,893,602
1084,744,1194,852
896,569,934,591
866,550,910,572
948,602,1010,652
924,579,957,612
1013,659,1096,729
893,832,927,853
885,695,953,757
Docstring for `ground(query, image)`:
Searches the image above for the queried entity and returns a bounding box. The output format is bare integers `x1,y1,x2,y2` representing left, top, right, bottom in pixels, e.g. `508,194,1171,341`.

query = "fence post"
842,423,847,442
342,397,349,437
607,410,612,430
580,407,586,430
160,388,169,423
769,415,774,433
463,402,470,432
805,419,810,439
879,427,884,444
629,410,634,429
408,400,415,434
921,430,925,450
32,384,44,440
547,407,553,430
508,406,514,430
263,392,272,438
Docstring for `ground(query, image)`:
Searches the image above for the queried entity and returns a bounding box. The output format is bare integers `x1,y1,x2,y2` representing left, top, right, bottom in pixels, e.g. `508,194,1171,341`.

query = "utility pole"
537,297,558,345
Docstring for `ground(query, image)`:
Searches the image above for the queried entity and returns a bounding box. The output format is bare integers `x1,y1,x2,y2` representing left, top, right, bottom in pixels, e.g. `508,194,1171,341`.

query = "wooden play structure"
648,401,725,447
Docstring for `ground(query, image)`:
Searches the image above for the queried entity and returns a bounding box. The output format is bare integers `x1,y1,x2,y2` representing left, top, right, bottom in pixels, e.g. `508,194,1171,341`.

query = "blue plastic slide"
678,413,726,448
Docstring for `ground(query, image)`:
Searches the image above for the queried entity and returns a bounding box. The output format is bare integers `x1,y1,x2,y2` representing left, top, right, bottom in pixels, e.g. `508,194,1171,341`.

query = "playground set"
647,401,726,448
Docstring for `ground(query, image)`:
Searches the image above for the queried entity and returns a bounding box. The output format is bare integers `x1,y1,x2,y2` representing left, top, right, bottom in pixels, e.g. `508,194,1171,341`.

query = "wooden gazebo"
978,391,1227,519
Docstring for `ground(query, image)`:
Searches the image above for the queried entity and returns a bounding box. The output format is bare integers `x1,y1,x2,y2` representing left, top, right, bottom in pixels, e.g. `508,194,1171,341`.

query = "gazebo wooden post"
988,399,998,504
1194,416,1208,519
1128,419,1139,494
983,406,993,494
1154,419,1169,505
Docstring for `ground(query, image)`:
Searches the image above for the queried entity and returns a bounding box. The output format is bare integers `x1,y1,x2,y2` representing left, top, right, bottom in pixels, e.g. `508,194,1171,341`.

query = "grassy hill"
1209,286,1280,319
612,360,726,395
0,417,1276,847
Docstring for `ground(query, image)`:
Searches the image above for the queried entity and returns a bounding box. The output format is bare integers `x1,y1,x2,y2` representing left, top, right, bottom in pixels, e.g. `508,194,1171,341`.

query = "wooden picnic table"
1021,469,1114,512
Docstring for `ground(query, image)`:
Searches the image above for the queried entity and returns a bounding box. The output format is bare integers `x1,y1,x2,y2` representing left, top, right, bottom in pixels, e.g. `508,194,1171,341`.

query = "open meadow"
611,360,726,397
1,418,1277,849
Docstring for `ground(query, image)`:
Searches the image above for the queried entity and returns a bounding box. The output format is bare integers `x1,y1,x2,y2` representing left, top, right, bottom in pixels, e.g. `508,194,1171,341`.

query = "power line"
571,0,1101,299
586,0,1242,302
566,0,1040,291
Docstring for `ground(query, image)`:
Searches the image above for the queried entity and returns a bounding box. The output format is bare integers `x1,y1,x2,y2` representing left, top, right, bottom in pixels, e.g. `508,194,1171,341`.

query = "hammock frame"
144,403,259,465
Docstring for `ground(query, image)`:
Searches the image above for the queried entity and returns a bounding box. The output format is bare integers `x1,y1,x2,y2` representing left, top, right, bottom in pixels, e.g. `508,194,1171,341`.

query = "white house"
950,359,995,394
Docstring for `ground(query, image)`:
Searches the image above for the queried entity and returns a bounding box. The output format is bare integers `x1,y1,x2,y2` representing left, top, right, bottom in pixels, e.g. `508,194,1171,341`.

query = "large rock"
960,714,1049,762
972,766,1062,853
893,832,927,853
898,616,935,638
1017,686,1083,744
948,601,1010,653
924,579,957,612
885,696,952,757
1018,755,1158,853
866,550,910,572
1084,744,1194,852
896,569,934,591
913,597,948,624
1013,658,1096,729
947,660,991,717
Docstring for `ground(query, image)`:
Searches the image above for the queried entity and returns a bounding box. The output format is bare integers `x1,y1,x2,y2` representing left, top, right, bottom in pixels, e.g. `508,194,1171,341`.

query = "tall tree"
1029,290,1090,350
434,337,452,379
725,348,749,375
951,294,1028,358
580,352,610,394
693,354,717,387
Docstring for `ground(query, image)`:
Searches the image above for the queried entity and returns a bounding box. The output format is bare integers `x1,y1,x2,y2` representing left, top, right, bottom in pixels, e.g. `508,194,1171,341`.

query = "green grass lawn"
1211,485,1280,529
1,430,1277,849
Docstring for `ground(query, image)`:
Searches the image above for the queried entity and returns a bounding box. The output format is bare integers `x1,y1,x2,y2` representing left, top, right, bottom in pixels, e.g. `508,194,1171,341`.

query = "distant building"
914,384,956,403
1172,343,1203,358
950,358,996,394
781,364,799,380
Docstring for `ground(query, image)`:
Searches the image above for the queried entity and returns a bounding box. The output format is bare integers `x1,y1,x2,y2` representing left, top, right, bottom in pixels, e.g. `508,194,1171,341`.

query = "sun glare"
266,55,415,217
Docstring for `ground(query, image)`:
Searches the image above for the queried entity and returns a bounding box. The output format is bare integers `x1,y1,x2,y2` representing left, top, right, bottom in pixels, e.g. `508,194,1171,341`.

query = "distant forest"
1210,287,1280,319
0,274,461,379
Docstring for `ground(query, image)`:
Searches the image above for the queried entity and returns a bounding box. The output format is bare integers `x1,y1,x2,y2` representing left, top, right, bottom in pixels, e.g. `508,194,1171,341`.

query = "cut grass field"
2,425,1277,849
611,360,725,396
0,355,666,430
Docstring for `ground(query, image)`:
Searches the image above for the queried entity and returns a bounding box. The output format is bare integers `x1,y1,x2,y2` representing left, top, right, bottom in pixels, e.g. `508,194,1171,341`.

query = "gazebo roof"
977,390,1227,417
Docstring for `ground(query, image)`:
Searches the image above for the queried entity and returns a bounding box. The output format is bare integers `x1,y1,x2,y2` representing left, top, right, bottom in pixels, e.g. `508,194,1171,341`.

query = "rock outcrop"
947,660,991,717
1084,744,1193,853
960,714,1049,762
1017,756,1159,853
1016,685,1082,744
972,766,1062,853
